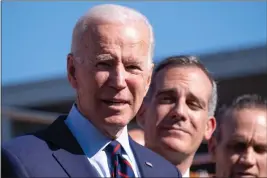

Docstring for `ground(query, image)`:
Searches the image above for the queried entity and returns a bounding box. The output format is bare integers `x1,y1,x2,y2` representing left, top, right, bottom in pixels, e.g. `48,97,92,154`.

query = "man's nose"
108,65,127,90
239,147,256,167
170,100,187,121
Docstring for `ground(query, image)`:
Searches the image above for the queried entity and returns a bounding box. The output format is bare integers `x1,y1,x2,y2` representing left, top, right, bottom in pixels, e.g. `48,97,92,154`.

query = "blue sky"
2,1,266,86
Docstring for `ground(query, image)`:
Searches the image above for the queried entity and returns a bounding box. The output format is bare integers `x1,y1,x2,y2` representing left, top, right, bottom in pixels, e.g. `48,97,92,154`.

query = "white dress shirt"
183,168,190,178
65,104,140,177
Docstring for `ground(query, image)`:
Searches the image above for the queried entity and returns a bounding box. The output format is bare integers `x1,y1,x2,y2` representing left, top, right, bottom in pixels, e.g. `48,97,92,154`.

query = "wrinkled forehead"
82,22,151,55
92,21,150,41
153,66,212,100
222,108,267,142
231,108,266,128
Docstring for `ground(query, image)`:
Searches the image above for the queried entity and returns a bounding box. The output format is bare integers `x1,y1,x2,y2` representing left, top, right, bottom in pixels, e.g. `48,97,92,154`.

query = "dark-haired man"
138,55,217,177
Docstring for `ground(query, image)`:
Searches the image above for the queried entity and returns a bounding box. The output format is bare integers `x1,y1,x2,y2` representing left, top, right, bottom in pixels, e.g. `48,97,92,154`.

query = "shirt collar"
65,104,132,159
183,168,190,178
116,124,131,157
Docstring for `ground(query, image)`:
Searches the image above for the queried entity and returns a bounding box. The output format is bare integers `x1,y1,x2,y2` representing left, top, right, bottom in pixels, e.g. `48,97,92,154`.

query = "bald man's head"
70,4,154,62
66,4,154,139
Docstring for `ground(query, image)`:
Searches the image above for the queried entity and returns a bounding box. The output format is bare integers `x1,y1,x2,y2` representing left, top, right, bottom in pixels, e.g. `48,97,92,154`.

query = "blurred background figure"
209,94,267,178
129,129,145,146
193,153,213,166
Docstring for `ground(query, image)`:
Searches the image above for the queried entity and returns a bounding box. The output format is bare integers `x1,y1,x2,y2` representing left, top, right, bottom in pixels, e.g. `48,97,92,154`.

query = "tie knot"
106,140,122,155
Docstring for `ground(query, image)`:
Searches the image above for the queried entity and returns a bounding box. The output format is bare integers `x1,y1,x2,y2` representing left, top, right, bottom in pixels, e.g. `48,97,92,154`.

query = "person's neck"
146,143,194,175
175,154,194,175
76,101,123,139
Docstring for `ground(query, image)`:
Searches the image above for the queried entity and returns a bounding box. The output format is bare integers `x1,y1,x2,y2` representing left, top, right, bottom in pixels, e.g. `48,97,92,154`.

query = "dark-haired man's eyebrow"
155,88,176,98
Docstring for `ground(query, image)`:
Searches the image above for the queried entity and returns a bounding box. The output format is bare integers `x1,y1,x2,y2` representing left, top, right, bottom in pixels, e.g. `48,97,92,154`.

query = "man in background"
129,128,145,146
2,4,182,178
137,55,217,177
209,94,267,178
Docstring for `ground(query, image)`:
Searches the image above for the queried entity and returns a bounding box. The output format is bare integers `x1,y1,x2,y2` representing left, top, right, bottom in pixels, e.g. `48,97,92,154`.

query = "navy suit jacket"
2,116,182,178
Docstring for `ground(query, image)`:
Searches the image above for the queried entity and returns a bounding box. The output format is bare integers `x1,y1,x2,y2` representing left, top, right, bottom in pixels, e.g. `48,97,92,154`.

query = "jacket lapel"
129,137,156,177
35,116,99,177
52,148,98,177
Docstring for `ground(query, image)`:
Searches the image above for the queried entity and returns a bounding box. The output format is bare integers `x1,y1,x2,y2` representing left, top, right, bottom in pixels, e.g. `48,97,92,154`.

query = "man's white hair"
71,4,154,63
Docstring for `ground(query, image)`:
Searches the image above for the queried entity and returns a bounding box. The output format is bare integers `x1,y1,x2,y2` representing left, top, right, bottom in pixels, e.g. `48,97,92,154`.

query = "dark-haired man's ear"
136,101,148,129
144,63,154,96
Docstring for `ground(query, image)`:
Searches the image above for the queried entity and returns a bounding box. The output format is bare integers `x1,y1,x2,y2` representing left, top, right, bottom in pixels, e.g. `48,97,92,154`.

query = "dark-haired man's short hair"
148,55,217,116
214,94,267,142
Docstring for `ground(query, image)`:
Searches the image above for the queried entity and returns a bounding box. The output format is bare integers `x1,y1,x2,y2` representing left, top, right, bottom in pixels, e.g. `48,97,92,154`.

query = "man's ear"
144,63,154,95
136,101,148,129
67,53,78,89
204,116,217,141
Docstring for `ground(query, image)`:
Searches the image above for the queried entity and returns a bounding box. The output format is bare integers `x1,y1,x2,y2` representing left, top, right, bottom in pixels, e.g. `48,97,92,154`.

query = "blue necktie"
106,140,135,178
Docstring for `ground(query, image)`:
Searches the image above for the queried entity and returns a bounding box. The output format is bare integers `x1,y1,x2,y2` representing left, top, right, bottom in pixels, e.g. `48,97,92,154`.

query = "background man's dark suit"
2,116,182,177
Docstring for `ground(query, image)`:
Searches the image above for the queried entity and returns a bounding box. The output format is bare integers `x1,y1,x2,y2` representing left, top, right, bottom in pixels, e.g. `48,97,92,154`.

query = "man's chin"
160,137,189,153
104,115,132,127
100,119,129,139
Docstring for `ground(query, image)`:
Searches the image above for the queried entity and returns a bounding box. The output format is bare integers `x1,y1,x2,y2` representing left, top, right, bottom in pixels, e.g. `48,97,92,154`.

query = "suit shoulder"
2,134,48,178
3,134,50,155
143,146,179,168
140,144,172,163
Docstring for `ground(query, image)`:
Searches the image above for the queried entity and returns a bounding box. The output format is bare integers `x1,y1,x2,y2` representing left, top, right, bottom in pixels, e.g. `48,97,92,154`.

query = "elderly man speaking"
2,4,182,178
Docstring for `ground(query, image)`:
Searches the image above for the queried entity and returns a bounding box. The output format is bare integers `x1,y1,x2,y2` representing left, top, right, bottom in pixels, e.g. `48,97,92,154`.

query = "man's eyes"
227,142,267,154
95,62,111,69
95,61,142,72
228,143,247,152
157,96,174,104
126,65,142,71
157,97,201,109
186,101,201,110
254,145,267,154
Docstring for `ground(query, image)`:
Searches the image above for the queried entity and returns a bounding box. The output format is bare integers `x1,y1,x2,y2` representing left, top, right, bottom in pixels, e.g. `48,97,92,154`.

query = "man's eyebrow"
155,88,176,97
255,142,267,148
231,137,245,143
95,54,113,61
252,137,267,146
124,58,141,64
229,135,249,143
123,55,145,62
229,136,267,148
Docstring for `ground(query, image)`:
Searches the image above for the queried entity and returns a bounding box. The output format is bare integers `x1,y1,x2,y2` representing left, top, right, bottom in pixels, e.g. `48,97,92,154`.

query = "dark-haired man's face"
142,66,216,164
213,108,267,178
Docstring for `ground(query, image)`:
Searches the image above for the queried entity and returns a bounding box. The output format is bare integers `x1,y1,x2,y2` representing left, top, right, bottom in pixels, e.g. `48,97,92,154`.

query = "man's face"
68,22,152,137
143,66,215,164
214,108,267,178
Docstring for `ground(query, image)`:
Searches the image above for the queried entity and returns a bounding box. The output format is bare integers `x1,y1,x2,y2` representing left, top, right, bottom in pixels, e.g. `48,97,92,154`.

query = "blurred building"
2,44,267,173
